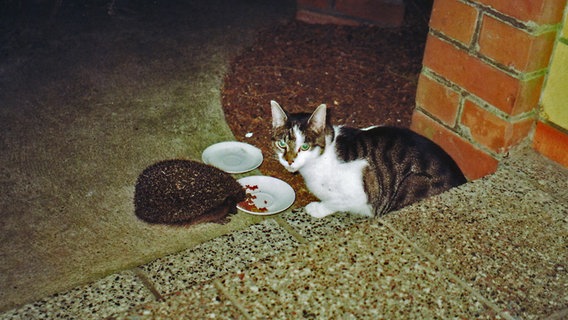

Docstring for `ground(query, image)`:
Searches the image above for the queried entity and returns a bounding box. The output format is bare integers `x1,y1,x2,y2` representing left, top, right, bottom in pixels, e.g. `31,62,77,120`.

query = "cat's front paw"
305,202,334,218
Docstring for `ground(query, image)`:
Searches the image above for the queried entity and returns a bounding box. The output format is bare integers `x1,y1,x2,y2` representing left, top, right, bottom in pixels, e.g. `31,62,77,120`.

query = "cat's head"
270,100,331,173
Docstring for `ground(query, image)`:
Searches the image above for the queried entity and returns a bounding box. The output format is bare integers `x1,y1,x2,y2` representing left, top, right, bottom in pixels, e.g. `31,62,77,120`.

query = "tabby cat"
270,100,467,218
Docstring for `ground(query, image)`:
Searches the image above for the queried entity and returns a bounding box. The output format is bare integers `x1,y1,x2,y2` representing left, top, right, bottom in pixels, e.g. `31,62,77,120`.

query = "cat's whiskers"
270,100,466,218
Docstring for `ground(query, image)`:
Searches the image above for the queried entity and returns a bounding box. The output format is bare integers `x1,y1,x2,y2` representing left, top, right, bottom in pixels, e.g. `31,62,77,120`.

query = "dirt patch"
222,5,431,206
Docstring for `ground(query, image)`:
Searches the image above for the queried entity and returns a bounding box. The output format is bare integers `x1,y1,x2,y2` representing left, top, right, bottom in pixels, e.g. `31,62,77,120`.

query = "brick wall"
296,0,405,27
411,0,567,180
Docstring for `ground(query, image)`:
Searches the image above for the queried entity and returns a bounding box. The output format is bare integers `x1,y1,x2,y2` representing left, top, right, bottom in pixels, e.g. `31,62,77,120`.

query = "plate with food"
236,176,295,215
202,141,263,173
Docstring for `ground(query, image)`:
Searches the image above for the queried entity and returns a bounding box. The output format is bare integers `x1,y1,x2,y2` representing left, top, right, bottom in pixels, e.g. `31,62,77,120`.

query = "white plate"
236,176,295,215
202,141,263,173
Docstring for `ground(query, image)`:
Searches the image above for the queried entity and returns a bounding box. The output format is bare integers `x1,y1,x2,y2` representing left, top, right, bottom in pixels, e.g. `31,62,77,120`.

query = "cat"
270,100,467,218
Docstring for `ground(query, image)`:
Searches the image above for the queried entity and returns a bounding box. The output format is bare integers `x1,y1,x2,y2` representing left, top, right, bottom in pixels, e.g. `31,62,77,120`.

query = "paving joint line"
212,278,253,320
272,214,309,244
132,267,165,302
377,217,515,320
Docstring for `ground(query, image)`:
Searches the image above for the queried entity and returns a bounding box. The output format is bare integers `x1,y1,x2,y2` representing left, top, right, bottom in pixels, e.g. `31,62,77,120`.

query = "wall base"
296,0,405,27
533,121,568,167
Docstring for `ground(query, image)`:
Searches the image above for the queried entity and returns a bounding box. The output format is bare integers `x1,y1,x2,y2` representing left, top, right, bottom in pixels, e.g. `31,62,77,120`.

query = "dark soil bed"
222,5,431,207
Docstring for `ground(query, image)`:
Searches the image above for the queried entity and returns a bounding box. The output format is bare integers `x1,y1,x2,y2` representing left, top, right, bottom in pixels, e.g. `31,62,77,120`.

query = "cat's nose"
284,154,295,165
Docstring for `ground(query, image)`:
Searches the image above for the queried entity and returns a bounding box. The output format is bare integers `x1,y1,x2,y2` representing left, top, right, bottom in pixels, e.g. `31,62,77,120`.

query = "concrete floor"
1,0,566,319
0,0,293,312
1,142,566,319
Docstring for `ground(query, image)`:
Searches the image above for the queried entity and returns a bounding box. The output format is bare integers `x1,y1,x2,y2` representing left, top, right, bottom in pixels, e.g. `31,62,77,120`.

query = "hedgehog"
134,159,246,225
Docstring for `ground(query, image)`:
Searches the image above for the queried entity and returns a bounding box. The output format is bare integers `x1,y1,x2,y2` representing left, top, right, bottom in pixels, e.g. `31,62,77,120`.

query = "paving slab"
139,218,300,295
216,221,505,319
383,147,568,319
0,271,153,319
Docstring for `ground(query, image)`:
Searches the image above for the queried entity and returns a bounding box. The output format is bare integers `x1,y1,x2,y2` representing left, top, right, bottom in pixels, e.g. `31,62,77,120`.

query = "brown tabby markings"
271,100,467,217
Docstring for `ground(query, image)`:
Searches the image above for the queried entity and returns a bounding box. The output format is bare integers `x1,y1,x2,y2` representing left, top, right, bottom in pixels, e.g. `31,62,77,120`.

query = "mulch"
222,7,430,207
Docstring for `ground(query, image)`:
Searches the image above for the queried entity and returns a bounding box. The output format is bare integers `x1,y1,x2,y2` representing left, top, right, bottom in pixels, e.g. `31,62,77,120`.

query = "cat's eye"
276,139,287,149
299,143,310,151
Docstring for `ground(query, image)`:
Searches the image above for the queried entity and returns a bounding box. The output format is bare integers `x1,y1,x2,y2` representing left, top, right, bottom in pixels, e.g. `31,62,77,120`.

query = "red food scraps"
238,185,268,212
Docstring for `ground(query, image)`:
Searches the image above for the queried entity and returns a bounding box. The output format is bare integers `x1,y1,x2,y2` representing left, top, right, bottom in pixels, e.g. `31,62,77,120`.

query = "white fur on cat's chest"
299,144,372,216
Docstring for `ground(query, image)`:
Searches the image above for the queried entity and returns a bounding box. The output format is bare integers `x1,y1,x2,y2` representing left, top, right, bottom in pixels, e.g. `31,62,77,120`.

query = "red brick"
508,117,535,147
296,9,361,26
461,100,535,153
335,0,405,27
461,100,508,152
430,0,478,45
533,121,568,167
297,0,331,10
478,15,557,72
416,74,461,126
514,75,545,115
411,110,499,180
423,34,541,116
474,0,566,24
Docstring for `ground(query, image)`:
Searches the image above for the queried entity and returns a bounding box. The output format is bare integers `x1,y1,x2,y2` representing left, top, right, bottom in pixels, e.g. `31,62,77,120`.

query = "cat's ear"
270,100,288,128
308,104,327,133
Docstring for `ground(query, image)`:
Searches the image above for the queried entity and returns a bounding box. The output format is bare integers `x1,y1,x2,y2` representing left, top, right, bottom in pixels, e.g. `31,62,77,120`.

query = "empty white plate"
237,176,295,215
202,141,263,173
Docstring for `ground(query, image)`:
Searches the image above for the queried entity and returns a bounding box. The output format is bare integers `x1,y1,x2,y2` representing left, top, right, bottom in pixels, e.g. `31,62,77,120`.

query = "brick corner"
411,110,499,180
